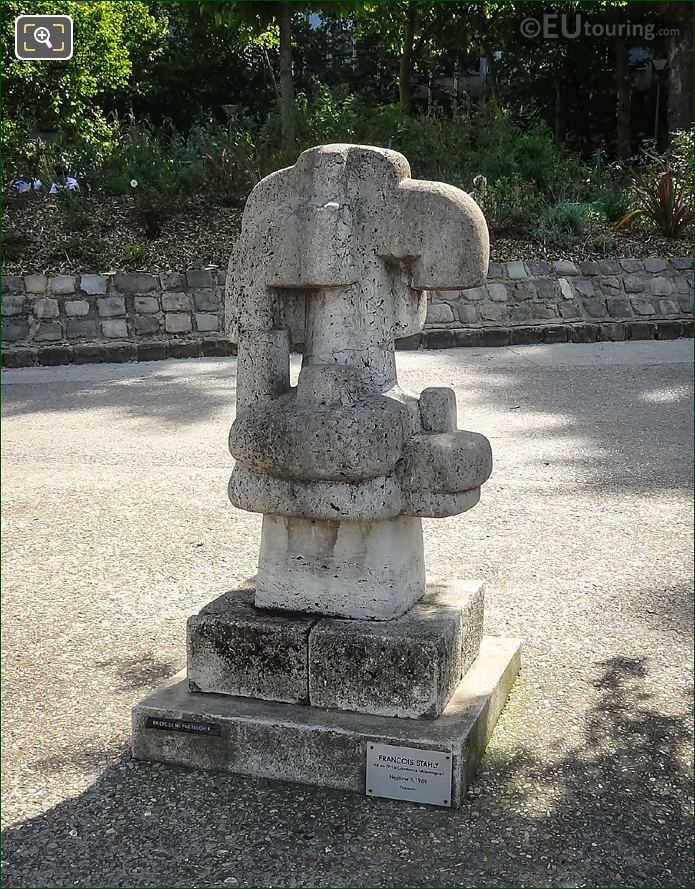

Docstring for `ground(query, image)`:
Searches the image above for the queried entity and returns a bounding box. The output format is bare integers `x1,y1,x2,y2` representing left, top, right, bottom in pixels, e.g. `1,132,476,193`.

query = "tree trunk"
665,6,694,135
554,78,567,144
612,36,631,159
399,2,417,114
482,39,499,105
278,1,295,149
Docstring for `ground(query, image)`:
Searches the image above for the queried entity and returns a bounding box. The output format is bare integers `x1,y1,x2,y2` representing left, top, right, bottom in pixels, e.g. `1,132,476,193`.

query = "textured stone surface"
113,272,157,293
64,299,90,317
97,297,126,318
132,636,521,808
23,274,47,294
165,313,192,333
309,580,484,718
187,584,316,704
80,274,108,295
226,144,491,619
49,275,75,295
101,320,128,338
32,298,59,319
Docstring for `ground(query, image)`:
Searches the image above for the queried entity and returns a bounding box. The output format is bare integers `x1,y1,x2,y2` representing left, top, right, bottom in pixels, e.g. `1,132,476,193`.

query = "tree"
1,0,166,145
202,1,301,149
657,1,694,137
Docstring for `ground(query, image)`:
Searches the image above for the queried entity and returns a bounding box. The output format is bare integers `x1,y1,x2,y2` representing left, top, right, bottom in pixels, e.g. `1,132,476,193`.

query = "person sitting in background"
48,165,79,194
10,175,42,193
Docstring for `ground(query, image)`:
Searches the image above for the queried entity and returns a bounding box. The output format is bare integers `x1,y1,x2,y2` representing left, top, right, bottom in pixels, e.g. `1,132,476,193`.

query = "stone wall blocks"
1,276,23,294
137,342,168,362
425,303,455,324
64,299,90,317
658,299,679,315
648,276,673,296
73,344,105,364
570,322,600,343
104,343,136,363
527,261,552,276
32,297,60,319
510,325,542,345
195,313,220,332
676,295,693,314
553,260,579,276
619,259,644,273
201,338,235,357
135,316,161,335
598,259,621,275
578,261,601,276
623,274,645,293
643,257,669,273
486,283,508,302
557,301,584,320
168,340,200,359
38,345,72,366
98,296,126,317
527,302,559,320
102,319,128,338
457,304,479,325
542,326,569,344
165,313,192,334
486,262,505,279
628,321,656,340
606,298,633,318
80,274,108,295
2,347,35,367
160,271,184,291
193,288,219,312
24,274,47,294
481,327,511,347
114,272,157,293
655,320,683,340
161,292,191,312
631,299,656,316
460,286,485,302
581,298,608,319
506,261,528,279
670,256,693,271
67,319,100,339
186,268,214,289
573,279,595,298
3,295,26,316
34,321,62,342
598,322,628,342
2,319,30,342
48,275,75,295
134,296,159,314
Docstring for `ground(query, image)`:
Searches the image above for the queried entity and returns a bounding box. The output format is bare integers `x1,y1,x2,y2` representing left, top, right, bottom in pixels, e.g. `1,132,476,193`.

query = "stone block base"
132,636,520,808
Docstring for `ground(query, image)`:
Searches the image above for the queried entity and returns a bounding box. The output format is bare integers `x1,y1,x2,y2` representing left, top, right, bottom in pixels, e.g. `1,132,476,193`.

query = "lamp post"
651,56,669,144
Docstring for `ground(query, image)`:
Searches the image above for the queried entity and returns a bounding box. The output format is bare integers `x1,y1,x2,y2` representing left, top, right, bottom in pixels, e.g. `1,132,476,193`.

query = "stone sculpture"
132,144,520,808
226,143,492,619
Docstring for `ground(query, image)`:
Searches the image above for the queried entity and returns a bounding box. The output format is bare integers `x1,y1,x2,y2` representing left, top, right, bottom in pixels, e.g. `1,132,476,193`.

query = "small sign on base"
366,742,453,807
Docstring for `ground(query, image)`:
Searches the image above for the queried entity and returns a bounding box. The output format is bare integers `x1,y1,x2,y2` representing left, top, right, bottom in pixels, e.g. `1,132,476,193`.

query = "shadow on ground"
2,657,692,889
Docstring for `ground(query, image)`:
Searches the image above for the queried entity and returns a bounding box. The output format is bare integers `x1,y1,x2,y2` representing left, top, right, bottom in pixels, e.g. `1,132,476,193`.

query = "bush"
472,176,546,232
44,236,108,269
535,202,591,248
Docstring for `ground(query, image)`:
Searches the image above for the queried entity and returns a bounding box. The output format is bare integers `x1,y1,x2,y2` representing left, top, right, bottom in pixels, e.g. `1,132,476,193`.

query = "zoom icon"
15,15,73,60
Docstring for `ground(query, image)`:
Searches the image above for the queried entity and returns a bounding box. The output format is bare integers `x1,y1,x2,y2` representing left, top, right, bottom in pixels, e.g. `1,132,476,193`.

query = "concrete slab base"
132,635,521,808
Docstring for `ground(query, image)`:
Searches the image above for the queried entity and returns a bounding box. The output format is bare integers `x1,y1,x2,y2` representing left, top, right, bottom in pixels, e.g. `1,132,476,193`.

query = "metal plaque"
145,716,221,737
366,743,453,807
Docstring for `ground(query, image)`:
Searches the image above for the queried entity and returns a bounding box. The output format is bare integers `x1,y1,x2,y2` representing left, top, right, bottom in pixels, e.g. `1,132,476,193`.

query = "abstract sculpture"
133,145,520,807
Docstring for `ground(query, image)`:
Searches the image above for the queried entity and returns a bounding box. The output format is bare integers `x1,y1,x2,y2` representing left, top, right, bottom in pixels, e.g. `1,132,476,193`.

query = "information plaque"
366,742,453,807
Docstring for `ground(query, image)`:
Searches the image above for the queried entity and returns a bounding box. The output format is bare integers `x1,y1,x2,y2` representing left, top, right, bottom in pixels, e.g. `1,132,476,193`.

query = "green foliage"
121,242,147,265
535,202,591,248
471,176,546,232
45,235,108,269
1,1,167,167
614,131,694,238
3,229,33,261
55,192,90,232
100,125,203,200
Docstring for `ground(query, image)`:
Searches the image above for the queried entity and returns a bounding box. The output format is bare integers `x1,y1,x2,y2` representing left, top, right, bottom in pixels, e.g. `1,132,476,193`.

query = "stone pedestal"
134,579,520,806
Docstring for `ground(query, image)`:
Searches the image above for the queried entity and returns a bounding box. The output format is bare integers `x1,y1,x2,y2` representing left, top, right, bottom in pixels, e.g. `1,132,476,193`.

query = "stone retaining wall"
2,256,692,366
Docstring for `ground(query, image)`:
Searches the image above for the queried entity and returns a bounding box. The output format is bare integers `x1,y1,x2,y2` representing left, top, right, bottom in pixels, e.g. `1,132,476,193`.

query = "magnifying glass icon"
33,26,53,49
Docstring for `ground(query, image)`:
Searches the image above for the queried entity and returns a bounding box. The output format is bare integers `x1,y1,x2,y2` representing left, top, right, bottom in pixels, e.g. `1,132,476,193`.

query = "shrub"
472,176,546,232
121,241,147,265
535,202,591,248
45,236,108,269
615,168,693,238
56,192,90,232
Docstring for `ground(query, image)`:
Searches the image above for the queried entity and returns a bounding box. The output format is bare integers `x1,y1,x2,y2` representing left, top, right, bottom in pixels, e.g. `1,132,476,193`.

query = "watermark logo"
15,15,73,60
520,14,678,41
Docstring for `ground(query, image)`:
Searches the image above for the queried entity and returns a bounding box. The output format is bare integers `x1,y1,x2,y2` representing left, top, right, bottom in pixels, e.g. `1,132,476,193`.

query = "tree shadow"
2,657,691,888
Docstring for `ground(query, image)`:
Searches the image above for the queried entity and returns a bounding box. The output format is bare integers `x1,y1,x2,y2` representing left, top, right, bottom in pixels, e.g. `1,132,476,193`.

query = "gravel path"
2,341,693,888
